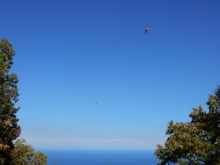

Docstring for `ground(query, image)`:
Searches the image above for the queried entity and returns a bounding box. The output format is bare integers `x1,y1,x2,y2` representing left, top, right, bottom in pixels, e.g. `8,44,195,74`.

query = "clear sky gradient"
1,0,220,150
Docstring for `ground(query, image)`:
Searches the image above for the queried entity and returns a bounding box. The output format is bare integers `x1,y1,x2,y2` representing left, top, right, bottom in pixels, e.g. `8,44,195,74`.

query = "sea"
39,149,162,165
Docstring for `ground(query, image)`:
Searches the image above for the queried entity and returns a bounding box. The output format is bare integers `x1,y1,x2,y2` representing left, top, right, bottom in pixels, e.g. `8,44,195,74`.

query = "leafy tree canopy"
155,86,220,165
0,39,21,164
10,139,48,165
0,39,48,164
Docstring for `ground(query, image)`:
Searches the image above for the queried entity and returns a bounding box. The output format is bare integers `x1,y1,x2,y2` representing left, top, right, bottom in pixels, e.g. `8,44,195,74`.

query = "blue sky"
1,0,220,150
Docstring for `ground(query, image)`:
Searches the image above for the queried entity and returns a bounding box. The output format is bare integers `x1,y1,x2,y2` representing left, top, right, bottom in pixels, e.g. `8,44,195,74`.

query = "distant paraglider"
145,28,149,35
95,101,102,107
55,153,62,165
56,153,62,157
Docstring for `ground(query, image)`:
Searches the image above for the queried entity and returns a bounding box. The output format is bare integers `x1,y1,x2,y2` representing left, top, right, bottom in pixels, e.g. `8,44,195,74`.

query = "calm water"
39,149,160,165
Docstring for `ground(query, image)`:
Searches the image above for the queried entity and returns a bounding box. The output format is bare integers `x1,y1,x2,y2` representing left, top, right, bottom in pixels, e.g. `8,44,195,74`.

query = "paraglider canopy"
95,101,102,104
145,28,149,33
56,153,62,156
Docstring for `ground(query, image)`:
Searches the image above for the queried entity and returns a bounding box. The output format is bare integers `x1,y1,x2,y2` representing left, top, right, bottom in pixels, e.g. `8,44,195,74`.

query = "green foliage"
155,86,220,165
0,39,21,164
0,39,48,164
10,139,48,165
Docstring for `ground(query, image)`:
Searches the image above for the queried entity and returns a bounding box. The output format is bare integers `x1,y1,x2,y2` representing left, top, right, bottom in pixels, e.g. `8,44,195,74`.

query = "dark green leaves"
155,86,220,165
10,139,48,165
0,39,20,164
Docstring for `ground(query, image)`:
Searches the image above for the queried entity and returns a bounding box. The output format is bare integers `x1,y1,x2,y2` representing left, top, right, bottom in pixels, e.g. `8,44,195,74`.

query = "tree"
155,86,220,165
0,39,48,165
0,39,21,164
10,139,48,165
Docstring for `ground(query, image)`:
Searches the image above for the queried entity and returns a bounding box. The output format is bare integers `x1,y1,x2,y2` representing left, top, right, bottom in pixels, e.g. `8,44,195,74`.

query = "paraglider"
95,101,102,107
55,153,62,165
56,153,62,156
145,28,149,34
95,101,101,104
